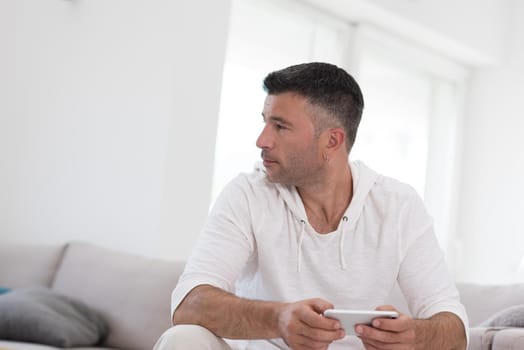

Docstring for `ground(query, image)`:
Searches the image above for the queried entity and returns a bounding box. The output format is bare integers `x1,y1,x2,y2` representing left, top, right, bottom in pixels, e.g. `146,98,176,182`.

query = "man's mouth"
263,159,277,166
261,152,277,166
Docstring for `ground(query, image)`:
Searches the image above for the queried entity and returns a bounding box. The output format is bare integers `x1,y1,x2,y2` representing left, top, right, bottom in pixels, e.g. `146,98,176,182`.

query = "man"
154,62,468,350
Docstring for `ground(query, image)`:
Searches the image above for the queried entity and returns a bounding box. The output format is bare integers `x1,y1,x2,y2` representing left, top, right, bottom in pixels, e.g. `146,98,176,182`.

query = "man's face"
256,92,325,186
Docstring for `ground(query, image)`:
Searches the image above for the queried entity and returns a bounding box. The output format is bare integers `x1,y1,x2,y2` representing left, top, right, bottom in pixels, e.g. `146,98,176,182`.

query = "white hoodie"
171,161,468,349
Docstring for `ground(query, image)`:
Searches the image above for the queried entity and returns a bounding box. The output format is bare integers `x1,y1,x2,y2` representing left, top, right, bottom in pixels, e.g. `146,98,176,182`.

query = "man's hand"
277,298,346,350
355,305,415,350
355,305,467,350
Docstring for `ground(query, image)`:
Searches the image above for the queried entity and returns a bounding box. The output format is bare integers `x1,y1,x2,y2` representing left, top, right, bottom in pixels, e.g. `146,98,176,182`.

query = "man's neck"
297,162,353,234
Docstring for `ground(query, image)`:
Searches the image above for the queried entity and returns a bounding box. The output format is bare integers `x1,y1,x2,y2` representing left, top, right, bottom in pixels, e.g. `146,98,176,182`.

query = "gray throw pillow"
0,287,108,347
481,304,524,327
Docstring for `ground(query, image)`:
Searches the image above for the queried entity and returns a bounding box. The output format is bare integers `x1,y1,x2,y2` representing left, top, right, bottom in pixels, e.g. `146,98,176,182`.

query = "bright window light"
352,52,432,197
212,0,351,203
212,0,467,267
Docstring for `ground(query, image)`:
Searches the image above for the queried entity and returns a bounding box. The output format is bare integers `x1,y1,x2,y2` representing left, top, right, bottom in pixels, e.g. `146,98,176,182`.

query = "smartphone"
323,309,399,335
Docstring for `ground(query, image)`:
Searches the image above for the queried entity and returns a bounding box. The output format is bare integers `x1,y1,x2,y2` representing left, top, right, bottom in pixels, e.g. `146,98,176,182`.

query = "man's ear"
325,127,346,155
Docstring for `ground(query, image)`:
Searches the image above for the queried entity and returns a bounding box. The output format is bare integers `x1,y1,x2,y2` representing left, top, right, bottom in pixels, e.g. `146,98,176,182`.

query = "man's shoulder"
233,166,271,189
351,160,419,201
226,165,281,198
371,173,420,202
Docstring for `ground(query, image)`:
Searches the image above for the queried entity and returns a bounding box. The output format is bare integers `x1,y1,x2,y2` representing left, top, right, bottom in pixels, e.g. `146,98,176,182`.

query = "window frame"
349,24,470,269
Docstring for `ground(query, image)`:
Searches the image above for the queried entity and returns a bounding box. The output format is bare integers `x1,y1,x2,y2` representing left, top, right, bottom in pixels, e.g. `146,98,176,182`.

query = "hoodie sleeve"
170,175,256,319
397,191,469,345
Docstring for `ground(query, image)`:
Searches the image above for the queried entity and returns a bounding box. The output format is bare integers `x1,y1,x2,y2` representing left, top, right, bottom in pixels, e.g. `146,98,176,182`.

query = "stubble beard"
265,149,324,187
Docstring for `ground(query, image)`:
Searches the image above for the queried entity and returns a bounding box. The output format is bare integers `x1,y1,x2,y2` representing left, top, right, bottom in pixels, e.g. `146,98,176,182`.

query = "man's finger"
375,304,397,312
357,323,414,345
356,324,397,342
361,337,404,350
298,320,345,341
304,311,340,328
309,298,335,315
295,332,336,349
371,314,413,333
301,300,341,331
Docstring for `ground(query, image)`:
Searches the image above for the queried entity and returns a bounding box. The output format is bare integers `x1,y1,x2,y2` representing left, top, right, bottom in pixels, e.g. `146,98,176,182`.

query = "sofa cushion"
0,287,107,347
481,305,524,327
457,283,524,326
0,340,116,350
51,242,185,350
492,328,524,350
0,243,65,288
0,340,62,350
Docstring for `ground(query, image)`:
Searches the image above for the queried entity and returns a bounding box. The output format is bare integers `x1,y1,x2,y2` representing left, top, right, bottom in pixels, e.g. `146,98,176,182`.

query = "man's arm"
356,307,467,350
173,284,282,339
174,284,346,348
413,312,467,350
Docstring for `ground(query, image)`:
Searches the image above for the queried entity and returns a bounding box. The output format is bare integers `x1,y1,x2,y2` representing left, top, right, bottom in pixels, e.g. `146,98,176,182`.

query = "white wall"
365,0,510,64
304,0,511,65
0,0,231,260
2,0,523,283
456,1,524,283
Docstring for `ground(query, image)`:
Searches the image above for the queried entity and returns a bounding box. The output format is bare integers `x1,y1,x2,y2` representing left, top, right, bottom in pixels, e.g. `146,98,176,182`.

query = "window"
353,53,433,197
212,0,352,201
213,0,468,271
350,25,468,258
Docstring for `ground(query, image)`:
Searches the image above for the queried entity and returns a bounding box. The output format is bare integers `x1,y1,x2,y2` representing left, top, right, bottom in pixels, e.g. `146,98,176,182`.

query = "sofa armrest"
492,328,524,350
469,327,509,350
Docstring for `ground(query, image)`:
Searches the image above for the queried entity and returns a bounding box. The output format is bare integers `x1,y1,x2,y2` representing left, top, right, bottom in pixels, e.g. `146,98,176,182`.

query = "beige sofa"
456,283,524,350
0,242,184,350
1,241,524,350
387,280,524,350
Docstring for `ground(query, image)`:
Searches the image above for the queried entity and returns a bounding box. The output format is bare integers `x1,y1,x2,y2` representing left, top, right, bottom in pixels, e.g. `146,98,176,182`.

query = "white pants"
153,325,362,349
153,325,233,350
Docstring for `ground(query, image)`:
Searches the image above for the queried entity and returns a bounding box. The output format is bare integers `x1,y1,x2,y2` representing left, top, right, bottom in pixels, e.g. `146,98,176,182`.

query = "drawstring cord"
297,217,348,272
339,216,348,270
297,219,306,272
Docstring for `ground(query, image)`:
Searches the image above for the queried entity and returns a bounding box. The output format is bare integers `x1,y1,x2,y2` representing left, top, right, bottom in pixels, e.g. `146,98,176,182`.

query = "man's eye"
275,124,285,130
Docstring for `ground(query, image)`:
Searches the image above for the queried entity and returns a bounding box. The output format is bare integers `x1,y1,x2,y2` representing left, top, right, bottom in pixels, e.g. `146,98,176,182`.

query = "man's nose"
256,125,273,149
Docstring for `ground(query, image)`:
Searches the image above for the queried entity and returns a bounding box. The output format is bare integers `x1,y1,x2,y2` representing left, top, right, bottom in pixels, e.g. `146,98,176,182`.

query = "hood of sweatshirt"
255,160,380,272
